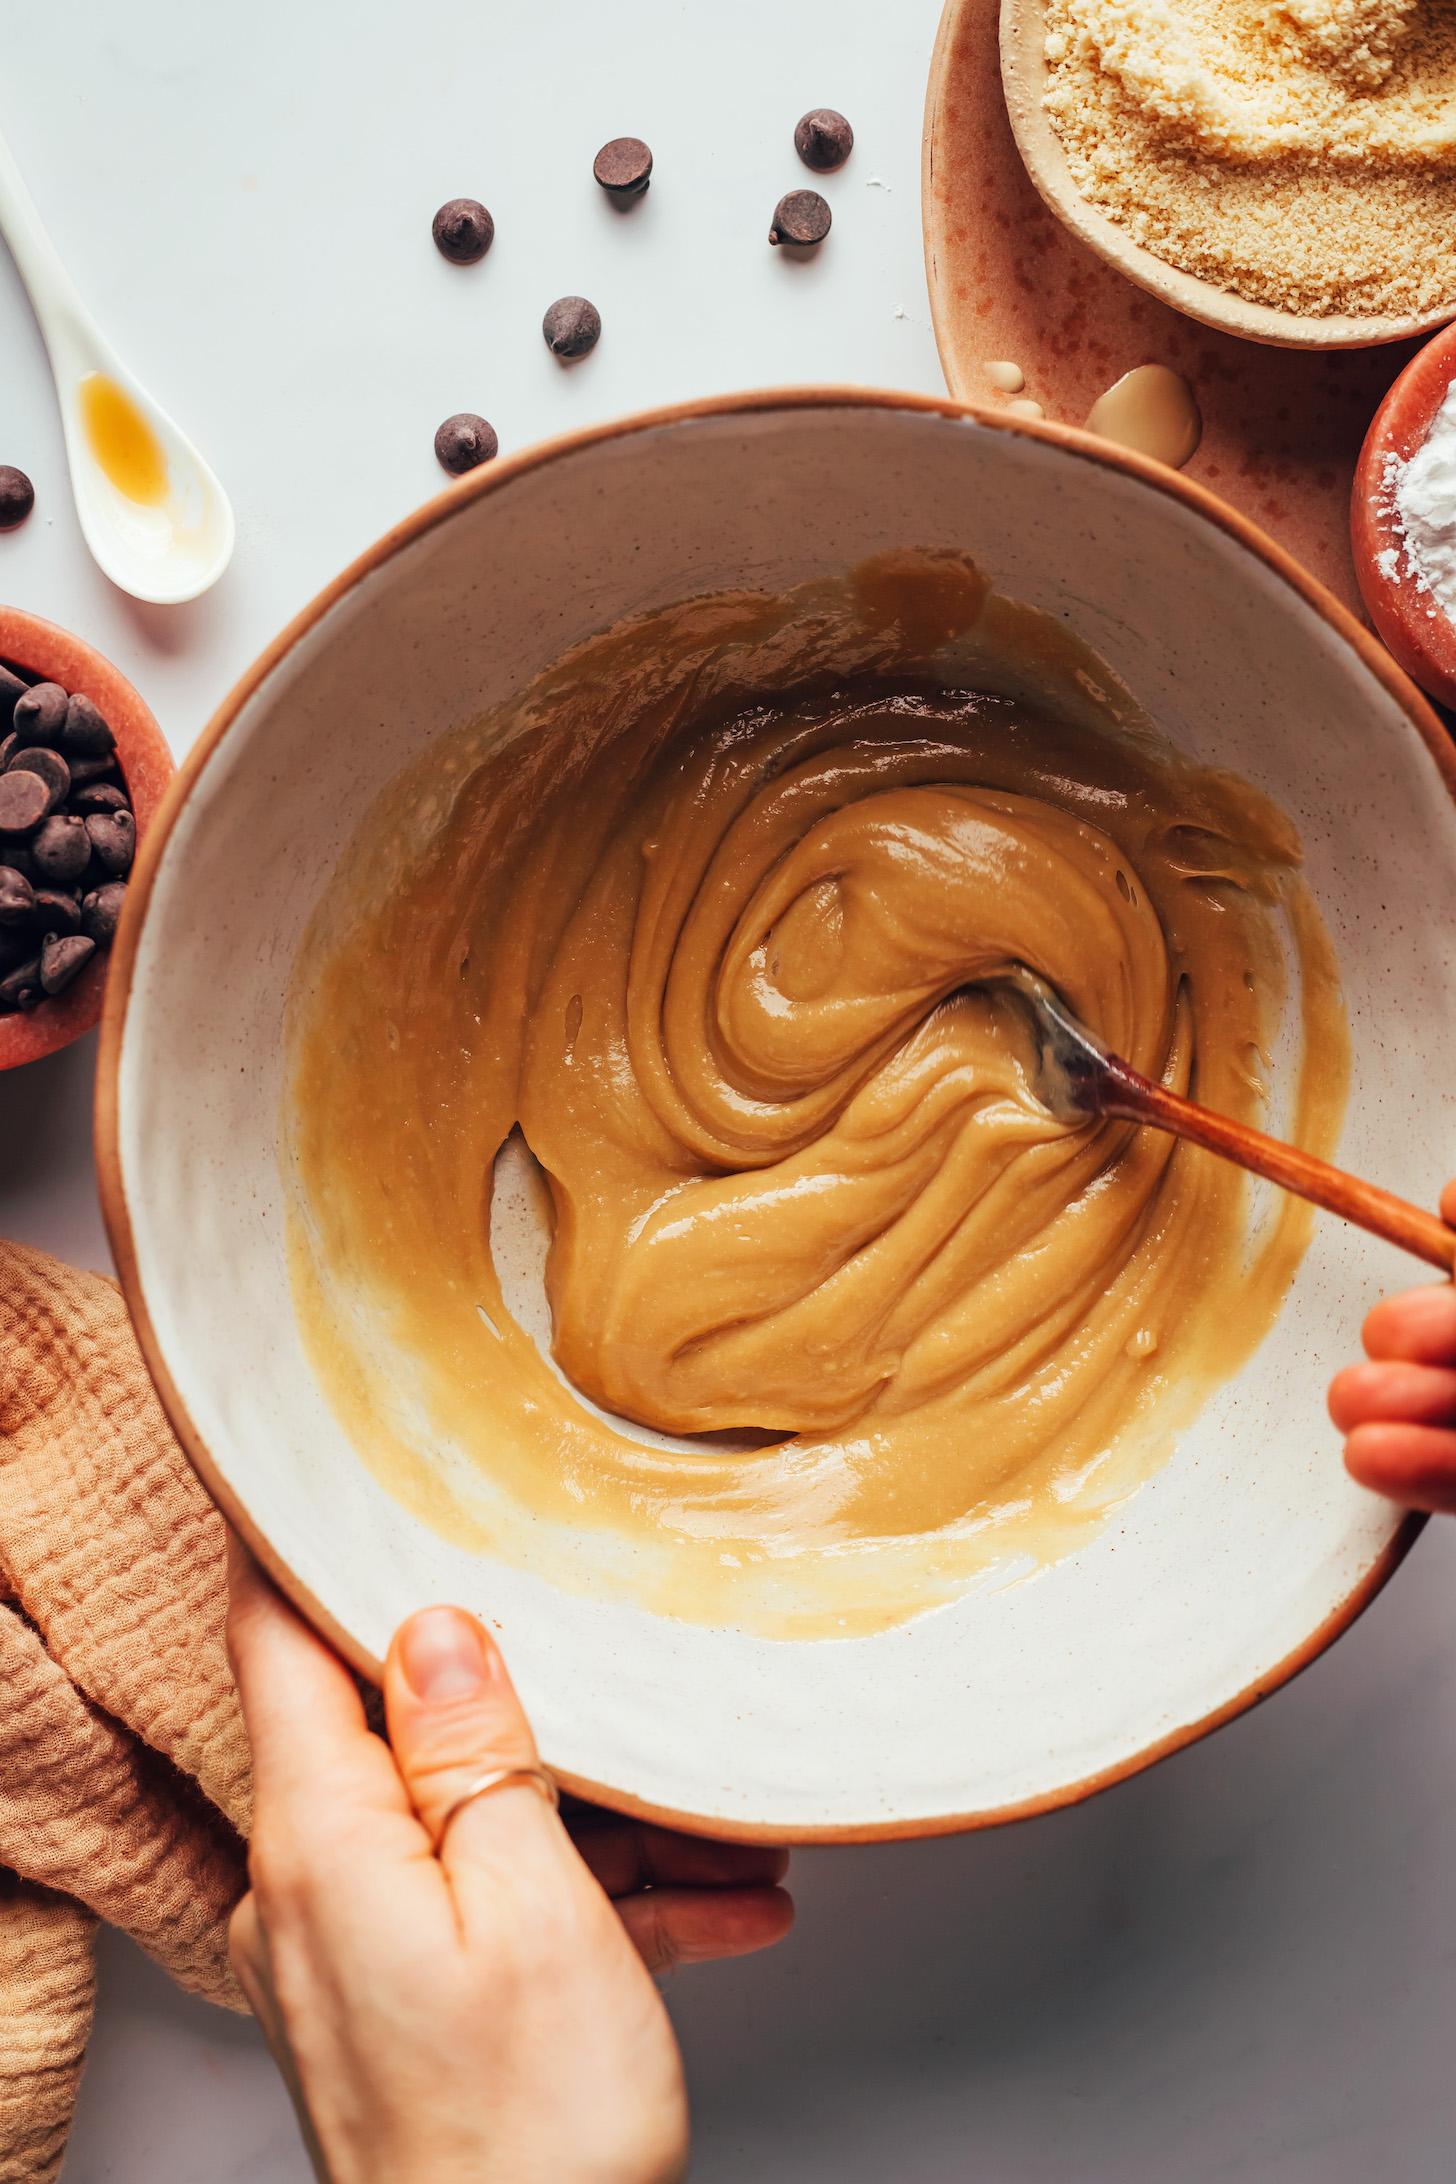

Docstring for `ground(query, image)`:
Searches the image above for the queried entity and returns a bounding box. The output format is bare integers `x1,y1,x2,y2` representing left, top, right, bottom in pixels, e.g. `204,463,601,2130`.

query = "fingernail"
398,1607,494,1701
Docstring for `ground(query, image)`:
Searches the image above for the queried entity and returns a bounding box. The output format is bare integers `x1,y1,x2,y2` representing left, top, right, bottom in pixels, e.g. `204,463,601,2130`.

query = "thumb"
384,1606,558,1860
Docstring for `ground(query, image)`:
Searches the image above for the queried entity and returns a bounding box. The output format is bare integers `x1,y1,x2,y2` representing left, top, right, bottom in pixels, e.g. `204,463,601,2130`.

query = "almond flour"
1043,0,1456,318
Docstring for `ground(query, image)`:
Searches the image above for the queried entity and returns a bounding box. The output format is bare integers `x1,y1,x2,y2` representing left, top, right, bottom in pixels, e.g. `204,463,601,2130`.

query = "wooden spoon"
1016,972,1455,1272
997,0,1453,354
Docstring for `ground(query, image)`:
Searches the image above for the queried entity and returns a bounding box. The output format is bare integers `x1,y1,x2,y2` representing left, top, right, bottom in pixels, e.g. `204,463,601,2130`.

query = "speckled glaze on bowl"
99,391,1451,1841
0,607,173,1072
921,0,1424,620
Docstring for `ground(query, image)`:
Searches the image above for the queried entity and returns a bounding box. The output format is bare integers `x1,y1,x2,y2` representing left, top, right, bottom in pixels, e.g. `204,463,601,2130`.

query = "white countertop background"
3,2,1454,2177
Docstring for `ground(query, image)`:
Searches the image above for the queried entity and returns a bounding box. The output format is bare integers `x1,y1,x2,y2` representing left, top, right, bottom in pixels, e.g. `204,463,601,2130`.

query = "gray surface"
4,1,1454,2178
62,1530,1456,2181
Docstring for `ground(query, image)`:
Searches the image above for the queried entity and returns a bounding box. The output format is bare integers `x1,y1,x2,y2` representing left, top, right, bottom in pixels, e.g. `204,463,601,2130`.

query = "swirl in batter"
287,557,1347,1635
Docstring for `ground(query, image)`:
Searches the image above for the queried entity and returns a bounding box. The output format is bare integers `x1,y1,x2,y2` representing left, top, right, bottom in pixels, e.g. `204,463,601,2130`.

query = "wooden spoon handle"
1101,1066,1456,1273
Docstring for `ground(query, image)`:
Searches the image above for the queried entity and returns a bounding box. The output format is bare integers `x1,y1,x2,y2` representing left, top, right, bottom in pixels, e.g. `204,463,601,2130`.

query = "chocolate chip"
769,190,831,247
434,413,499,476
12,683,68,746
0,770,51,835
85,810,135,875
0,467,33,530
81,880,127,946
0,866,34,924
70,780,129,816
60,694,115,757
542,296,601,360
39,933,94,996
593,137,652,200
0,735,16,772
432,198,494,265
31,813,90,884
33,888,81,936
0,956,42,1009
68,754,119,786
3,847,37,883
0,668,25,727
5,745,69,811
794,109,854,171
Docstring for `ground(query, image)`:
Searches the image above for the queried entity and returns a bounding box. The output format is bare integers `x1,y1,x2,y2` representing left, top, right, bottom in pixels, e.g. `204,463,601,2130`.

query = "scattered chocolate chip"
81,880,127,946
84,810,135,876
0,956,42,1009
70,780,129,816
5,745,70,811
542,295,601,360
12,683,68,746
33,888,81,937
39,932,94,996
0,769,51,835
0,467,34,531
0,666,135,1006
30,813,90,884
769,190,832,247
60,694,115,757
68,754,119,786
794,109,854,171
593,137,652,200
0,866,34,924
432,198,494,265
434,413,499,476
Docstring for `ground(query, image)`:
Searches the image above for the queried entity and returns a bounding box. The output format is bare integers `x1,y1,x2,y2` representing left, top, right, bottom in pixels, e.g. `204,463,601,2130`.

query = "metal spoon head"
1005,968,1112,1123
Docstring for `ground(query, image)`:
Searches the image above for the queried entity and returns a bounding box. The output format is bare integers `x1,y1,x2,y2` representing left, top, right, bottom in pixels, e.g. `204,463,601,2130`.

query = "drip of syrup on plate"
1086,365,1202,471
78,373,169,506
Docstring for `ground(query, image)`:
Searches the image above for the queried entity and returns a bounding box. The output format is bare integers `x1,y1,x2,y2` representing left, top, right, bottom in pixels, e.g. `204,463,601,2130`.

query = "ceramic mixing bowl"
99,391,1453,1840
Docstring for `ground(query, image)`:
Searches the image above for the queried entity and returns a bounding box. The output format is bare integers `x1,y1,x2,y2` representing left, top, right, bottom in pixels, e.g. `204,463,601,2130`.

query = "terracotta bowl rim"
96,386,1436,1843
0,604,173,1073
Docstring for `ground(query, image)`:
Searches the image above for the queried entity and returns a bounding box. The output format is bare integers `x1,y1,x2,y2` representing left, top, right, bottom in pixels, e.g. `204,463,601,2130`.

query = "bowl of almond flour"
1001,0,1456,348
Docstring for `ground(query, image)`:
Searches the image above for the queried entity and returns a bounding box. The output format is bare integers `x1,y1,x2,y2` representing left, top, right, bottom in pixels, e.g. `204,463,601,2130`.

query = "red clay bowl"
1352,323,1456,710
0,607,174,1072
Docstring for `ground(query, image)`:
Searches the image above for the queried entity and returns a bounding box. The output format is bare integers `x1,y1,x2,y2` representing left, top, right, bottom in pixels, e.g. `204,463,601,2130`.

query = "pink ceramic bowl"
0,607,174,1072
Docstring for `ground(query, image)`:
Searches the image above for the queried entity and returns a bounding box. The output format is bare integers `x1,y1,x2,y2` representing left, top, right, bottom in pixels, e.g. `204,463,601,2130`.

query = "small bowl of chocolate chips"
0,606,174,1070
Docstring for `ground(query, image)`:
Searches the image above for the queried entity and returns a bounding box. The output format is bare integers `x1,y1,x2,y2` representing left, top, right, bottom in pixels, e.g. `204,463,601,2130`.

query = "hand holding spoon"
0,123,233,603
1016,972,1456,1272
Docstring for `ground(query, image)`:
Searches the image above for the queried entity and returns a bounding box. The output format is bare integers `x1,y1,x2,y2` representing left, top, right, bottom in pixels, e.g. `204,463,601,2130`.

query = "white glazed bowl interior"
108,395,1451,1838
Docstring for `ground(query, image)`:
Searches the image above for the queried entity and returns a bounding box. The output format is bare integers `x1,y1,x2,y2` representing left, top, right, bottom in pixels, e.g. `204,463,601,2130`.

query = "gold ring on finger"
436,1764,560,1847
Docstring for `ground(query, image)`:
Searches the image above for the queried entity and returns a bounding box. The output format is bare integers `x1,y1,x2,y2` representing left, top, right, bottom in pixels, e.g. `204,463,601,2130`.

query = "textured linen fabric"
0,1884,93,2184
0,1240,253,2180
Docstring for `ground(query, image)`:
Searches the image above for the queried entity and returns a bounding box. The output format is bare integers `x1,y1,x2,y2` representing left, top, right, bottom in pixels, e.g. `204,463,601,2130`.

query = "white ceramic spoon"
0,126,234,603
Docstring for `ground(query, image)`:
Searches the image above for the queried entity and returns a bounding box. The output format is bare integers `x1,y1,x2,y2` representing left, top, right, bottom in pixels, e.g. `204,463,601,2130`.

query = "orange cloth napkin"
0,1239,252,2183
